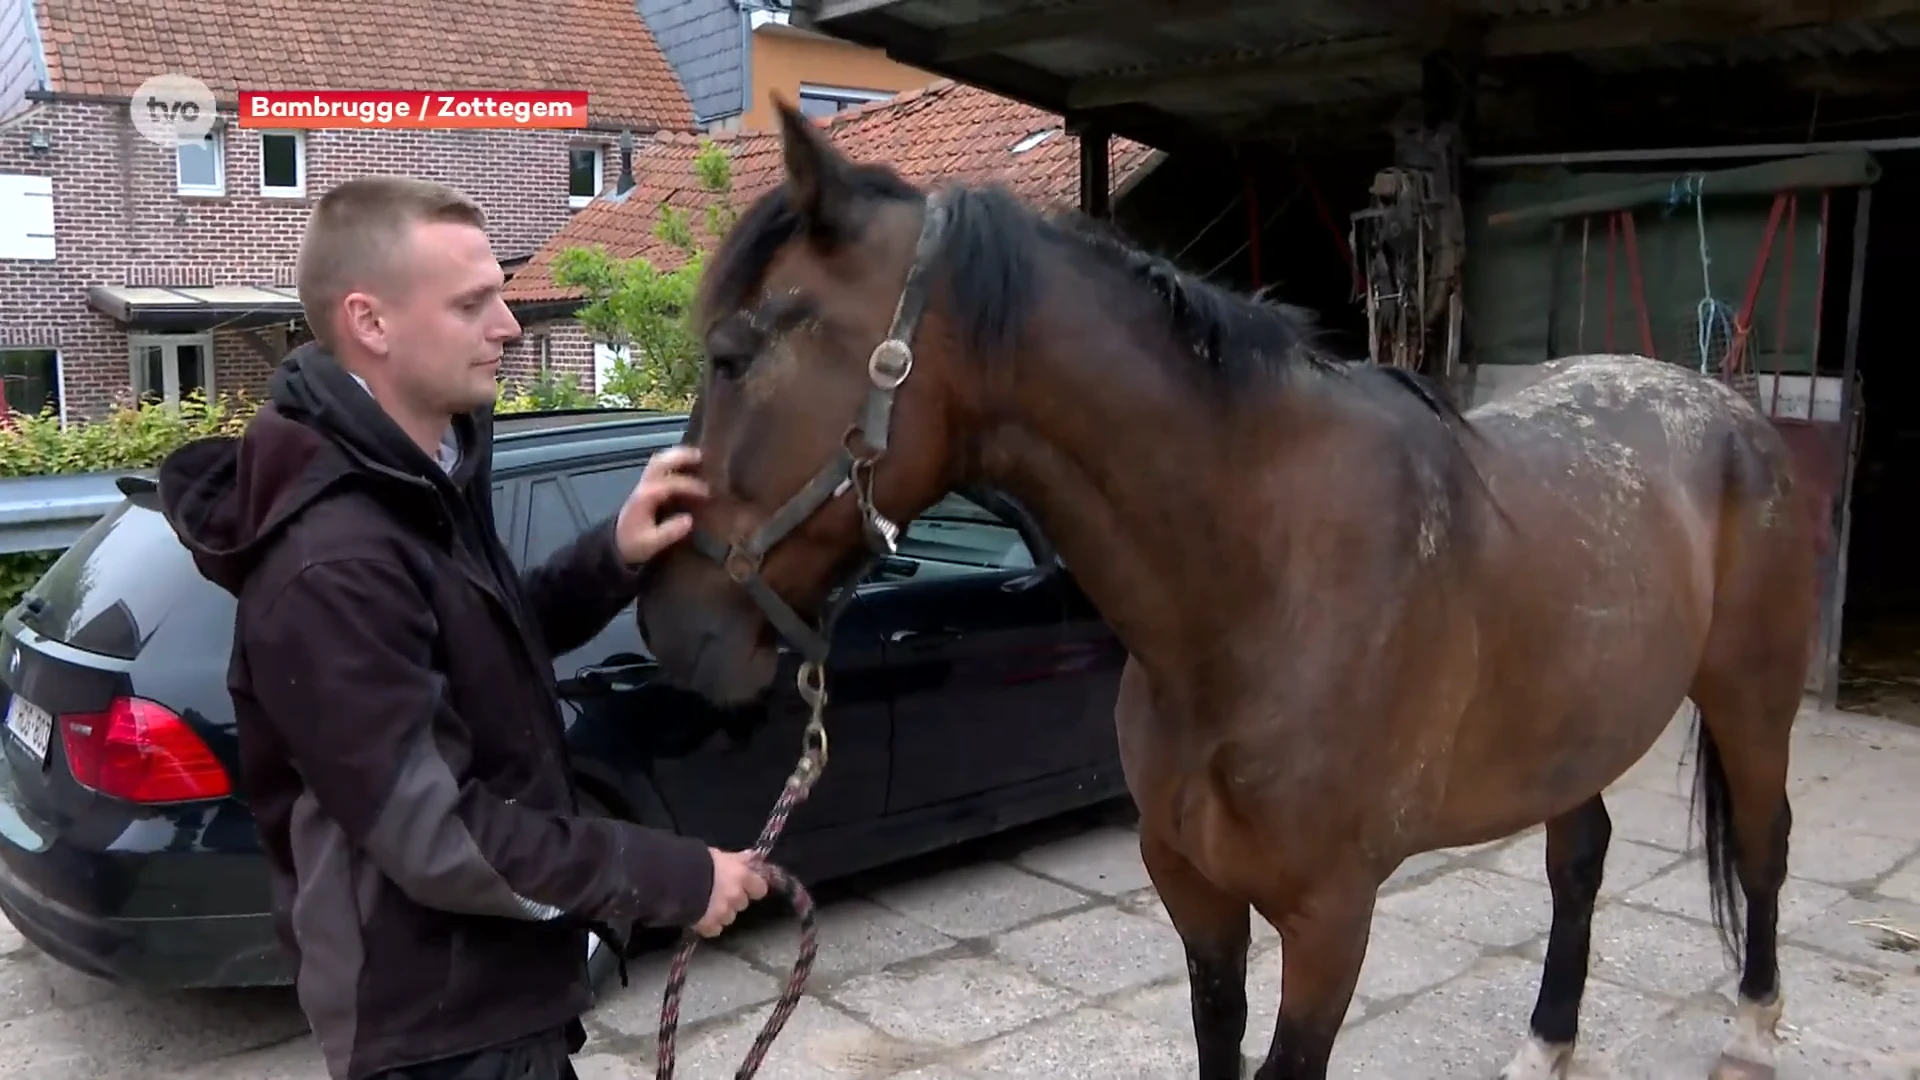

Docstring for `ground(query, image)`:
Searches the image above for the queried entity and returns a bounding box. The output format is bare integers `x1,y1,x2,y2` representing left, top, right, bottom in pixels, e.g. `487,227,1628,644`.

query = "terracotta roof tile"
34,0,695,130
505,80,1158,303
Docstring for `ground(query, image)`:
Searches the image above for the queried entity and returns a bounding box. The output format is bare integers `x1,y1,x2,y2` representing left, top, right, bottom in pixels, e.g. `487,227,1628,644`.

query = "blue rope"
1671,173,1735,374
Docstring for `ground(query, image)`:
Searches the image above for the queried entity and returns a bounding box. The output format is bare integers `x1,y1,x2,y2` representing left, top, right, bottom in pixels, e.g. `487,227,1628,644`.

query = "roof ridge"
503,80,1165,306
822,78,956,129
33,0,696,129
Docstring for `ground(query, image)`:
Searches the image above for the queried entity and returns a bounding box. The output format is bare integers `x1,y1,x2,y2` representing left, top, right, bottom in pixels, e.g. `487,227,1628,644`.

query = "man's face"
351,218,521,415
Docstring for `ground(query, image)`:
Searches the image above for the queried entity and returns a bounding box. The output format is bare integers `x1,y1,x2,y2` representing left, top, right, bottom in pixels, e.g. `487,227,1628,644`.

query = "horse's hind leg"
1501,794,1611,1080
1141,829,1252,1080
1688,686,1796,1080
1688,504,1809,1079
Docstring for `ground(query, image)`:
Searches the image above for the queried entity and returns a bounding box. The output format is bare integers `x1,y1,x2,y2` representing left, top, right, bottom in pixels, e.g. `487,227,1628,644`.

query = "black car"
0,408,1127,992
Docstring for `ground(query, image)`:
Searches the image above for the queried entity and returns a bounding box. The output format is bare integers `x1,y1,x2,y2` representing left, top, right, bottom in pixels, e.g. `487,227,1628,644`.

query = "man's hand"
615,446,710,566
693,849,769,938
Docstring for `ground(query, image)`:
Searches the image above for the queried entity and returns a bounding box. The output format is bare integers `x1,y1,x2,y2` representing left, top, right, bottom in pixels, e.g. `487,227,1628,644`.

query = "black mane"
701,172,1471,429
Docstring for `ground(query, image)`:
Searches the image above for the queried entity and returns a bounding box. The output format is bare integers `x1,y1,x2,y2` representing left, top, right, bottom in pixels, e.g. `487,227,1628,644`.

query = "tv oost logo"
129,73,217,147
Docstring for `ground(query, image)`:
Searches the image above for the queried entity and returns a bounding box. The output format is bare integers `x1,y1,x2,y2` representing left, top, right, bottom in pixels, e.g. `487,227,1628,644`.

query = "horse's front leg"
1252,882,1375,1080
1141,827,1252,1080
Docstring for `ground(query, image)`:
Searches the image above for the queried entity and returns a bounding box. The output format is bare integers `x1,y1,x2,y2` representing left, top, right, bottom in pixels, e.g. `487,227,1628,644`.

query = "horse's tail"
1689,705,1745,965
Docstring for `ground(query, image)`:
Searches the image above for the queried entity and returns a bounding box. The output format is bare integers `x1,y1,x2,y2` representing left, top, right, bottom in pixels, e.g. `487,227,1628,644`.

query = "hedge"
0,371,671,612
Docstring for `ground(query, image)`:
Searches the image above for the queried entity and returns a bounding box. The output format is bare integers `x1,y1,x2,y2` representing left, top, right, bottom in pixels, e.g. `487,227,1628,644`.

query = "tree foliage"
551,138,737,412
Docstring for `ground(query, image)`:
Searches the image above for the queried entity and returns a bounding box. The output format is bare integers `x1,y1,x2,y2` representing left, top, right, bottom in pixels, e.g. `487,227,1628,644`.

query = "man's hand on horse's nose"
694,848,770,938
617,446,710,565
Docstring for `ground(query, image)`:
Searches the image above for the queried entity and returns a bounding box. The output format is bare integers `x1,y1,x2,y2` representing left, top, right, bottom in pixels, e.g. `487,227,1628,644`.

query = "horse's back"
1467,354,1791,492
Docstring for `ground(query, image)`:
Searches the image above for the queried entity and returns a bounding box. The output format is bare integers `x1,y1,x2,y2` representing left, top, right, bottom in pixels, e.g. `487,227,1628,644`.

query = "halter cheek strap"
686,189,955,665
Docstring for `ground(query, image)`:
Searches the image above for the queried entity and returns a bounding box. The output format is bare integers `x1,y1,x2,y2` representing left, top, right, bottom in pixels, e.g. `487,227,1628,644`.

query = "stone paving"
3,705,1919,1079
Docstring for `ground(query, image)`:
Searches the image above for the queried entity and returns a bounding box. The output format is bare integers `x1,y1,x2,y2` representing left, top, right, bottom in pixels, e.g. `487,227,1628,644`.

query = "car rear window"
20,498,213,660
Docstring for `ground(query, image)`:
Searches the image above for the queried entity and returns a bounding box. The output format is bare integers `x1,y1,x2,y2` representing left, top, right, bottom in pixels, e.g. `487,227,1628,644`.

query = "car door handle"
561,661,655,695
889,627,963,645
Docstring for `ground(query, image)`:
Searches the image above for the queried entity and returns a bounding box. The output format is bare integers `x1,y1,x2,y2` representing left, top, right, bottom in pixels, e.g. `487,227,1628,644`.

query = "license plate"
5,696,53,763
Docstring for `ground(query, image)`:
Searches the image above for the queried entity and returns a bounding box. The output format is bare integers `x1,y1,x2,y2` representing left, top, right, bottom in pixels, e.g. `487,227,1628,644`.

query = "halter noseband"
685,189,955,666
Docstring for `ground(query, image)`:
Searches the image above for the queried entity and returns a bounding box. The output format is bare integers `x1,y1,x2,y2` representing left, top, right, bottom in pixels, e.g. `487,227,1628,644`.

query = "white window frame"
259,130,306,198
129,332,215,407
569,145,604,209
176,131,225,197
0,174,56,260
0,346,66,428
796,83,893,118
593,340,627,394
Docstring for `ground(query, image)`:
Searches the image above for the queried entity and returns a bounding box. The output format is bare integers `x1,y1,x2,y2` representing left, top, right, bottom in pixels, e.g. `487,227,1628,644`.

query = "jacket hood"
157,342,490,596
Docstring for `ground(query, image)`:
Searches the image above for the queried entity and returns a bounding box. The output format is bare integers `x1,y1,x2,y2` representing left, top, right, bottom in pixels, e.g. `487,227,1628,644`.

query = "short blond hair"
296,177,489,349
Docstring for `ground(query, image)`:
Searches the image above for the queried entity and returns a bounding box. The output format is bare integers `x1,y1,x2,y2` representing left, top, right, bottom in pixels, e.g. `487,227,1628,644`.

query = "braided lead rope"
656,662,831,1079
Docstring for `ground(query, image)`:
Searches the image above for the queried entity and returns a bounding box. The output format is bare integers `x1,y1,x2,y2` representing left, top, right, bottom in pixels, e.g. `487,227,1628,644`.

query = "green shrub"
496,369,598,413
0,377,627,612
0,391,258,611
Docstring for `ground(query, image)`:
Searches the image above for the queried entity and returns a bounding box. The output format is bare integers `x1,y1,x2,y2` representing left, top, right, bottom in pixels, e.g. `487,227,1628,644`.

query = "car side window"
490,482,516,545
524,478,579,567
894,492,1035,576
566,461,649,524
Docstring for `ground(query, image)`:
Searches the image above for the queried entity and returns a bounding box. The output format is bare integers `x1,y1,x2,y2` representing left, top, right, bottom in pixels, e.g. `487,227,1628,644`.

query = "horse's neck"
968,329,1316,678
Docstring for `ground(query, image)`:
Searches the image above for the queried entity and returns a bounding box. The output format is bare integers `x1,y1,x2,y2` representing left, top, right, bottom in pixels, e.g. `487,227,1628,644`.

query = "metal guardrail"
0,470,148,556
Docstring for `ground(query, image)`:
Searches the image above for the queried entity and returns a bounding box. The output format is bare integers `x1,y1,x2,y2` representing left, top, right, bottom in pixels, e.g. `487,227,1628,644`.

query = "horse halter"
684,189,956,669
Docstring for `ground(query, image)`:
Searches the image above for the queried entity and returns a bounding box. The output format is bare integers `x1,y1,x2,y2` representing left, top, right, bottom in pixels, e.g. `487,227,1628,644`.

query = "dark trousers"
366,1020,585,1080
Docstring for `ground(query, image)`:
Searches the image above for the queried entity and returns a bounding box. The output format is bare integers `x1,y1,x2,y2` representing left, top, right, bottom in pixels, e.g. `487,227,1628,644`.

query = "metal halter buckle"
868,338,913,389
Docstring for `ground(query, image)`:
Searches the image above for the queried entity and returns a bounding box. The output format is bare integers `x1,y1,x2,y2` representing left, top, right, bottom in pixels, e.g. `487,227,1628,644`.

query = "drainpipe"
737,0,756,127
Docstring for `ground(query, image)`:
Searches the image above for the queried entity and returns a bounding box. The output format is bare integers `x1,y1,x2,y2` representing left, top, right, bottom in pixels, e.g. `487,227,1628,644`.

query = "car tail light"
60,697,232,803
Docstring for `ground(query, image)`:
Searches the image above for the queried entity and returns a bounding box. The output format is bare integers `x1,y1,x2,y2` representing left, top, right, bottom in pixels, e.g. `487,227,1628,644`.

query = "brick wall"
502,318,598,394
0,98,638,420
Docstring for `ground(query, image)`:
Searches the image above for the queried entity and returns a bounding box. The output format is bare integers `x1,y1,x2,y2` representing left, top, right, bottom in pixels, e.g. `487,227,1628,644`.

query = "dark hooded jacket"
156,344,715,1080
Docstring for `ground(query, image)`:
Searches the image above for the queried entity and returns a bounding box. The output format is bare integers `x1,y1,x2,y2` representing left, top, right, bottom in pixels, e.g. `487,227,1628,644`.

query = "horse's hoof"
1708,1054,1776,1080
1497,1037,1572,1080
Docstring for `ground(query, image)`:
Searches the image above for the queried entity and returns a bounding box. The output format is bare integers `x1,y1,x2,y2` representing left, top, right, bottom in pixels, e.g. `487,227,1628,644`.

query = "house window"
0,349,61,423
260,131,306,197
796,84,894,119
593,341,627,395
569,146,603,209
130,333,213,407
177,131,225,196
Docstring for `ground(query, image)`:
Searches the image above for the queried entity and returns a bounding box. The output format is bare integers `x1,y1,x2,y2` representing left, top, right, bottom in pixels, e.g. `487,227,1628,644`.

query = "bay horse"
633,100,1817,1080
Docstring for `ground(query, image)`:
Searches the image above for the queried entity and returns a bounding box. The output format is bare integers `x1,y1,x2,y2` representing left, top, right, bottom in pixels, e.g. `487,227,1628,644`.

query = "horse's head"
636,99,969,705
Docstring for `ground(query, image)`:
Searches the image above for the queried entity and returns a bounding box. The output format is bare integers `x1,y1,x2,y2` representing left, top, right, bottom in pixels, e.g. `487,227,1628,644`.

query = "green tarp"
1462,154,1875,377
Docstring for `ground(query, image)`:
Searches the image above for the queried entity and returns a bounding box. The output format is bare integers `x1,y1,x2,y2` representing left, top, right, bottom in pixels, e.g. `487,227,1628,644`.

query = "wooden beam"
807,0,911,21
1068,0,1920,113
1079,125,1113,218
1217,95,1411,145
935,0,1238,61
1341,0,1455,45
1069,103,1240,160
1480,0,1920,57
1066,35,1408,110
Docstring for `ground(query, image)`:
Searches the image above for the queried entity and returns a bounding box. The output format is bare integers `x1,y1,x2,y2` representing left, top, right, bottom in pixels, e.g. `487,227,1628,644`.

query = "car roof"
491,408,691,477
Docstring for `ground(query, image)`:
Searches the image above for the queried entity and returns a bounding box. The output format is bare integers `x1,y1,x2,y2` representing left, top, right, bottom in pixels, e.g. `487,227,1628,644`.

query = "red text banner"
237,91,589,130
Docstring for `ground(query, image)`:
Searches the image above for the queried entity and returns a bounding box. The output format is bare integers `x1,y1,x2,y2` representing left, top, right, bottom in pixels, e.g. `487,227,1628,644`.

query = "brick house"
0,0,695,423
500,79,1164,395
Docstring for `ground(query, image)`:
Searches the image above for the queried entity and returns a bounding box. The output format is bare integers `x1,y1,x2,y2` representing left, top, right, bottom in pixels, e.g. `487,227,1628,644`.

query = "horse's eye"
711,348,754,380
706,319,759,380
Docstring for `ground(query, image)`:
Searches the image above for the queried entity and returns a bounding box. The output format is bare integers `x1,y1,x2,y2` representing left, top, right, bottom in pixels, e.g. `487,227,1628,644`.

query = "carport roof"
789,0,1920,155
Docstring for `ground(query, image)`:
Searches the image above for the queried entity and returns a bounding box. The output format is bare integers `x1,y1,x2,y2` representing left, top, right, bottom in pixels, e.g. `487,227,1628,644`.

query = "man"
156,176,767,1080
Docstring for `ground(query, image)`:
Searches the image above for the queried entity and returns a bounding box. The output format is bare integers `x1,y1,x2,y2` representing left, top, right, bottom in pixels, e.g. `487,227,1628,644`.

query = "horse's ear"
773,93,855,241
